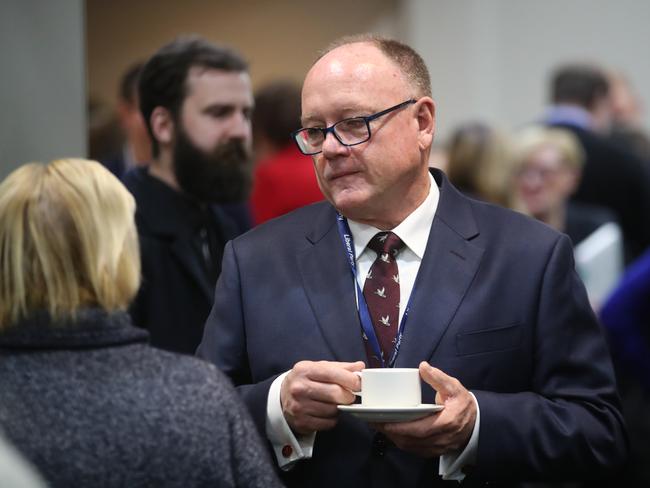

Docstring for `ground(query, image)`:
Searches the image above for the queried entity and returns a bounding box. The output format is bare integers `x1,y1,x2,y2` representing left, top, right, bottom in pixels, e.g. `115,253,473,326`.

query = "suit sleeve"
472,234,628,481
197,240,278,436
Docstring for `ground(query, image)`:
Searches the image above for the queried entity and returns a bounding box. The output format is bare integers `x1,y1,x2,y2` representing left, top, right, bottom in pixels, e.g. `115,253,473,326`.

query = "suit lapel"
395,170,484,367
297,205,367,362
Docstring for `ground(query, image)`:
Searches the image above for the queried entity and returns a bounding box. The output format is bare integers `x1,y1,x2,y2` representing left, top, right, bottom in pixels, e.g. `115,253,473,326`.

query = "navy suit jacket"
198,170,626,487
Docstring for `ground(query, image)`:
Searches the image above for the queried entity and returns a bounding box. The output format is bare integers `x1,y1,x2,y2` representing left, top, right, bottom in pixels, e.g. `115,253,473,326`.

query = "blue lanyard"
335,213,411,368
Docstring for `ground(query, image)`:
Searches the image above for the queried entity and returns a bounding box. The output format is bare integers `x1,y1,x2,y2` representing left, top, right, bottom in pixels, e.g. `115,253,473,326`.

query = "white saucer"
337,403,443,423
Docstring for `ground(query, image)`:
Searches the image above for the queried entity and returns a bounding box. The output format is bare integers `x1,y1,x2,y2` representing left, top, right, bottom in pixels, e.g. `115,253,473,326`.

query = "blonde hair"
446,122,518,209
513,126,585,171
0,158,140,328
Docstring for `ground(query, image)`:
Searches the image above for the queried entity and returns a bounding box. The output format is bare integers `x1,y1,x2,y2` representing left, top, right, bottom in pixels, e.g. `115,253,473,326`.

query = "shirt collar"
347,173,439,260
543,105,593,130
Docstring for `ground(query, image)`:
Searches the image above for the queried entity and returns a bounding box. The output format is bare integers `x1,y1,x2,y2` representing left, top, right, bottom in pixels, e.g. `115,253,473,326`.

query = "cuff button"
281,445,293,458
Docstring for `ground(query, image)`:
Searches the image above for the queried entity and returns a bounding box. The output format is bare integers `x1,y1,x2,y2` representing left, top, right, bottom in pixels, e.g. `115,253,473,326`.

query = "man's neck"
350,174,431,230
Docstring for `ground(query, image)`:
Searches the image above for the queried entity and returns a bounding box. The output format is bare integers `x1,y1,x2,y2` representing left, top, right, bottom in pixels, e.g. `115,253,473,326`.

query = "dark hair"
139,35,248,157
118,61,145,105
551,64,609,110
320,34,431,98
252,80,302,147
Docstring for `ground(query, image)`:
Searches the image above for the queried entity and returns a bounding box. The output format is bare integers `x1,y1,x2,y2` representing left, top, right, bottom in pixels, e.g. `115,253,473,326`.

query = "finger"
376,412,447,437
287,397,342,419
305,361,364,391
339,360,366,372
305,381,358,405
419,362,460,398
381,420,458,443
284,374,357,406
289,412,339,434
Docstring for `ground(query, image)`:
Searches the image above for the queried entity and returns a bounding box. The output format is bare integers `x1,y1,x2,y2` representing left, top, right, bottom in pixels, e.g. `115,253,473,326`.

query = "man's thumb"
419,361,458,401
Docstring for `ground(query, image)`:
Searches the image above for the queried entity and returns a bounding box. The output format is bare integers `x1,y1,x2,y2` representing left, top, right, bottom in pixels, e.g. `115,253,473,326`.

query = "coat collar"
123,166,230,300
394,169,483,366
0,309,149,350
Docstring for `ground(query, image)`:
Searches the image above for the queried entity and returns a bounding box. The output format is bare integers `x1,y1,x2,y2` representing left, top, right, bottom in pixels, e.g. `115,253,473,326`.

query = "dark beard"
173,127,253,203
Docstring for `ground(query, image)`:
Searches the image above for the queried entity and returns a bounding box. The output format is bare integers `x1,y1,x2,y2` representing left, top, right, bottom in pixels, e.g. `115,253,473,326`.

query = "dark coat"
550,123,650,262
0,309,283,488
198,169,627,487
122,167,243,354
565,201,618,246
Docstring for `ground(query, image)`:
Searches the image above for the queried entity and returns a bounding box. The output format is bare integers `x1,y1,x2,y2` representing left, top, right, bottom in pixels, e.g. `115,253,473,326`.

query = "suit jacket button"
281,445,293,458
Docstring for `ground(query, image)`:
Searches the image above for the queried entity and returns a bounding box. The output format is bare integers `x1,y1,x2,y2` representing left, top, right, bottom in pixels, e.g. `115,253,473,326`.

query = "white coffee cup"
354,368,421,407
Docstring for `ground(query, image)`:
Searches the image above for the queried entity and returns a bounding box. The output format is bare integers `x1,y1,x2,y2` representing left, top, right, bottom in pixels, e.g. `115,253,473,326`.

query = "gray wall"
404,0,650,141
2,0,648,177
0,0,86,179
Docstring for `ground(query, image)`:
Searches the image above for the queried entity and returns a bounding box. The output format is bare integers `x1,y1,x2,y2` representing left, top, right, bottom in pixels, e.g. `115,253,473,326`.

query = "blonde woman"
0,159,281,488
512,126,616,246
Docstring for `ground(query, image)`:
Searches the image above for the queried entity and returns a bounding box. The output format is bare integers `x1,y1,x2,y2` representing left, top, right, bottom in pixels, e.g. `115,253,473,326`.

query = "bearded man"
123,36,254,354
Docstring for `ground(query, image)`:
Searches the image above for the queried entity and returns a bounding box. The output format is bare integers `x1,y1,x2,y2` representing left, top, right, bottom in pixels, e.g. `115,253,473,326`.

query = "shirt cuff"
438,391,480,481
265,371,317,469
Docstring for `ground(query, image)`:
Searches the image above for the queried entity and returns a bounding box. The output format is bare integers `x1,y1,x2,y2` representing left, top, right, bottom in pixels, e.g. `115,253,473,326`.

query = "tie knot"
368,232,404,257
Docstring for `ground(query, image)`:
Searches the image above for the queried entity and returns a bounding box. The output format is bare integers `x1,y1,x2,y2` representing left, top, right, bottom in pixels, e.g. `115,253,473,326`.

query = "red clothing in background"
250,145,323,225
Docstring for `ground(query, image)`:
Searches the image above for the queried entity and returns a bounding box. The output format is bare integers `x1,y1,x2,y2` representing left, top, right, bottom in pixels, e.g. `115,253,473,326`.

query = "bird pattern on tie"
362,231,405,368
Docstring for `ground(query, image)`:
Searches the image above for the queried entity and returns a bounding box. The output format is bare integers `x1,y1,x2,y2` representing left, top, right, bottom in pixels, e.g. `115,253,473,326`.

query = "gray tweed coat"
0,309,283,488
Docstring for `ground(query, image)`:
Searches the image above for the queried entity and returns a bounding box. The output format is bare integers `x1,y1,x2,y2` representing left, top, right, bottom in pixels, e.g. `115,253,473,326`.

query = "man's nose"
321,130,348,158
226,111,251,140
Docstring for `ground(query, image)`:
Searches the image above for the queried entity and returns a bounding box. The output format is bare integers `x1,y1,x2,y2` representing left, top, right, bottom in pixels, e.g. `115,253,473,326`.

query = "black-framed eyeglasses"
292,99,417,155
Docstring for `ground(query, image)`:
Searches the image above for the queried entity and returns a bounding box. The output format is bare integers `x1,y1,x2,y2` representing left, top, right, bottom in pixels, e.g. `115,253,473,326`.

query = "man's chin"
330,189,372,220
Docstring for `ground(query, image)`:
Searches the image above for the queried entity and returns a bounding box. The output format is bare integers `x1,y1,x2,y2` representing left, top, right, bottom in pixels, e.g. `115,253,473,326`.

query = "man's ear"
416,97,435,151
150,107,175,147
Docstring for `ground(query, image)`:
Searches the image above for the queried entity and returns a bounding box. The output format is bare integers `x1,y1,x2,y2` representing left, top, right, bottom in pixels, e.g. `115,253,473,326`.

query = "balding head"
300,37,436,229
317,34,432,99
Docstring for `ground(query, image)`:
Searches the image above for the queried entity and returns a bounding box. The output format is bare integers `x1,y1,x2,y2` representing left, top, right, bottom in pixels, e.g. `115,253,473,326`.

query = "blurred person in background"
249,80,323,225
607,70,650,160
98,61,152,177
600,248,650,482
427,143,448,173
445,121,520,210
123,36,254,354
0,158,282,488
544,63,650,262
512,125,616,246
87,95,123,165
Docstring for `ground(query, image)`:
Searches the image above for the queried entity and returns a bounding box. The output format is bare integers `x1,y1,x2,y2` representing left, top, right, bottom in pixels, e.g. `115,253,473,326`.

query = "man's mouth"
328,170,360,181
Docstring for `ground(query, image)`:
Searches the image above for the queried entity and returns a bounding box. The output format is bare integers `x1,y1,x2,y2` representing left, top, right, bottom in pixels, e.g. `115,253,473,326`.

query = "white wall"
0,0,86,178
404,0,650,141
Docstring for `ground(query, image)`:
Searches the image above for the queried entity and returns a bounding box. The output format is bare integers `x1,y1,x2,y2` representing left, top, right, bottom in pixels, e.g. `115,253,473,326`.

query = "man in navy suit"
197,34,626,487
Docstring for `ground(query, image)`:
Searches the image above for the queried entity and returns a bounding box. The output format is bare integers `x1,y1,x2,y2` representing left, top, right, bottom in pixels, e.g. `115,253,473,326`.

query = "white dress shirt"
266,174,479,480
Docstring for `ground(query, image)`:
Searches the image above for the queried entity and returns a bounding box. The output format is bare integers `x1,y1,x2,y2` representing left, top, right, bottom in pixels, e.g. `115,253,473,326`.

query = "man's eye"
337,118,367,134
304,128,324,142
206,107,234,118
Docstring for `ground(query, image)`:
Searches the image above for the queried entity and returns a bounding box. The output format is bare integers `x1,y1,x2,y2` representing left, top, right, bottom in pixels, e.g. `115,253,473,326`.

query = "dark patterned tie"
362,232,405,368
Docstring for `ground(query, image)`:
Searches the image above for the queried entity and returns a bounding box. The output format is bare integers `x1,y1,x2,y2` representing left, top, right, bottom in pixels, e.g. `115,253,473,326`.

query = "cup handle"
352,371,362,397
